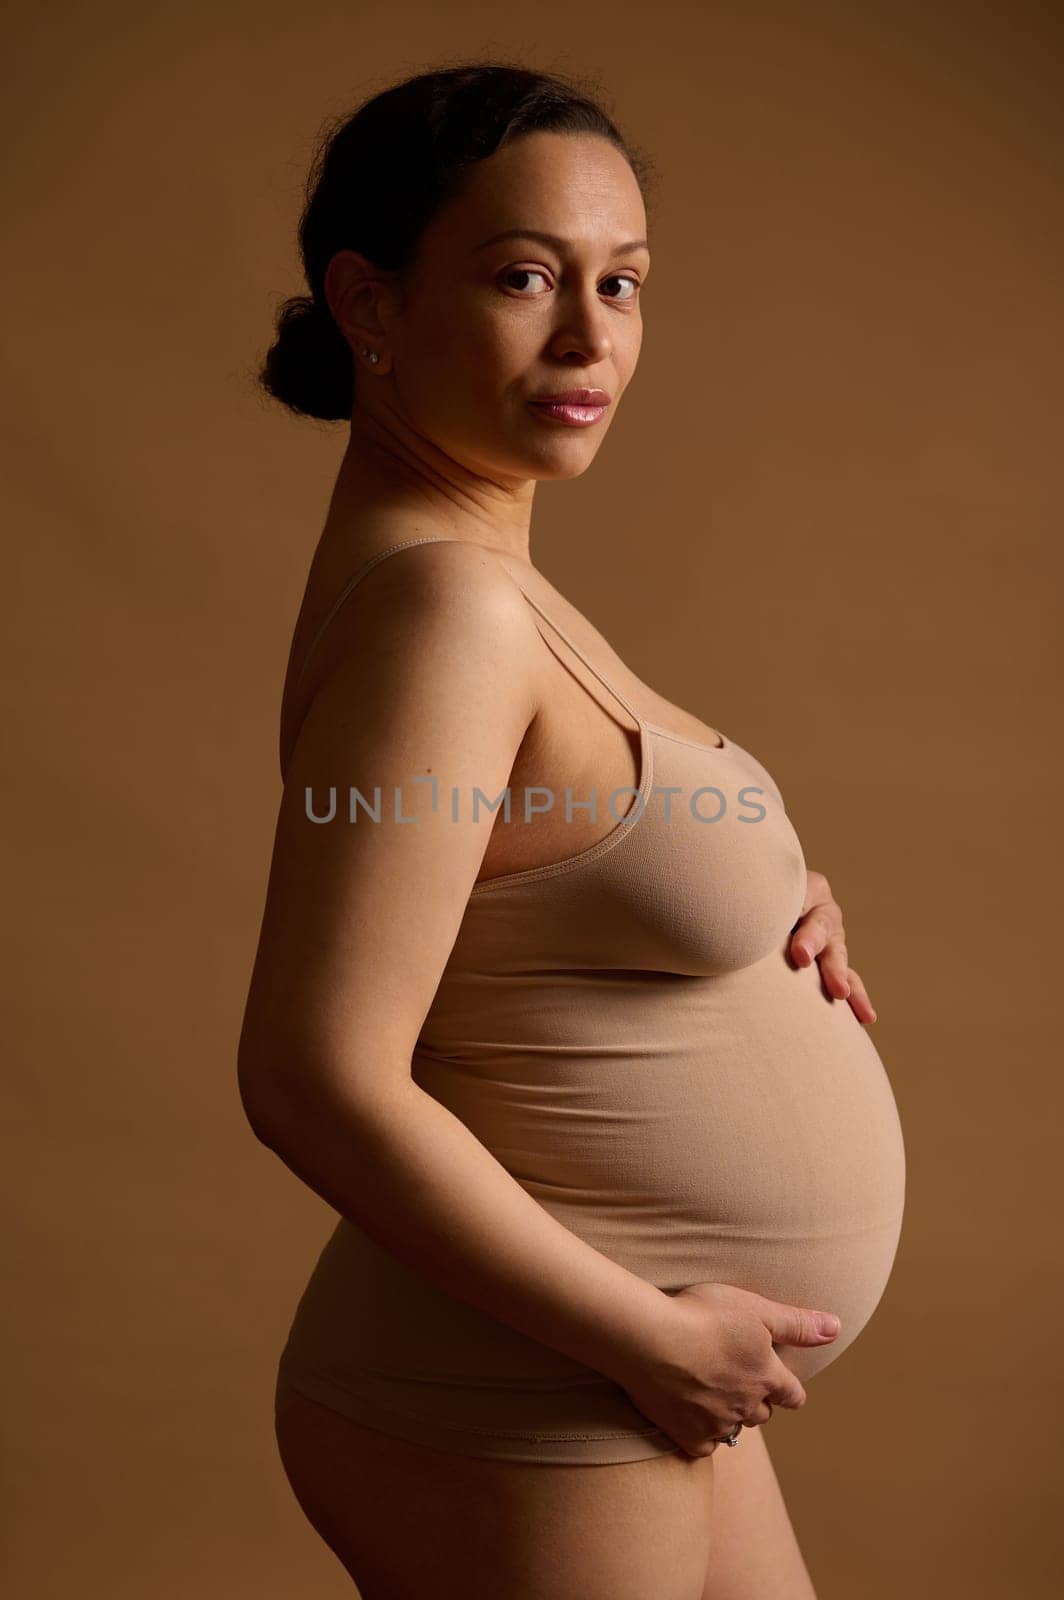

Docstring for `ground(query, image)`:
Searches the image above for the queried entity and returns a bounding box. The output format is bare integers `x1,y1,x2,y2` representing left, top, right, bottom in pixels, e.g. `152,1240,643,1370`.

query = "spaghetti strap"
294,535,645,735
502,576,647,728
294,536,457,690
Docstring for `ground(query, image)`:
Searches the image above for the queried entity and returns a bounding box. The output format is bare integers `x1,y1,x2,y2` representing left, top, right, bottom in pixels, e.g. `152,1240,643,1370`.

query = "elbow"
236,1030,297,1150
236,1031,409,1151
237,1058,281,1149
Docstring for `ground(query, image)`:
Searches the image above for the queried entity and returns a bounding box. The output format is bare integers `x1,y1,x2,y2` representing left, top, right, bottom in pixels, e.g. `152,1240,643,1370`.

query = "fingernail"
816,1314,840,1336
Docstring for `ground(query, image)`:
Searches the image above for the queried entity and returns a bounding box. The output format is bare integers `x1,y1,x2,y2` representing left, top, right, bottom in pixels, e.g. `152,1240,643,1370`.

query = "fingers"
789,875,879,1023
816,939,851,997
766,1367,807,1410
792,919,850,992
844,966,877,1023
789,904,840,969
746,1398,775,1426
761,1298,841,1349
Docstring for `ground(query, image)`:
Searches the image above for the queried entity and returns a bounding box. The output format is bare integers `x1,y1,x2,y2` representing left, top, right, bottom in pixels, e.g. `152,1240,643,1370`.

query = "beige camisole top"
274,537,907,1464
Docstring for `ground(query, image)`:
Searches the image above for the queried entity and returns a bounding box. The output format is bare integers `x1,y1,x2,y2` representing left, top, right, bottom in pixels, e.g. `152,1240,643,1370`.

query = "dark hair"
258,59,660,422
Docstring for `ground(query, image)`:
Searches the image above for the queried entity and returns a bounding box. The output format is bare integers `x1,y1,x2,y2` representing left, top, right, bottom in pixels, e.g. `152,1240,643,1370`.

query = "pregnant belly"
277,947,905,1427
412,945,906,1386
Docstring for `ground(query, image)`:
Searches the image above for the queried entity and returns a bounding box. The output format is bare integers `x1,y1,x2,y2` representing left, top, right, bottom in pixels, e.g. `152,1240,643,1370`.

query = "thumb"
762,1300,841,1347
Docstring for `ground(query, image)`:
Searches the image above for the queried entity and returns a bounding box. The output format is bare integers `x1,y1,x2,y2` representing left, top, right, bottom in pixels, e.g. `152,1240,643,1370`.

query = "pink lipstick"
527,388,612,427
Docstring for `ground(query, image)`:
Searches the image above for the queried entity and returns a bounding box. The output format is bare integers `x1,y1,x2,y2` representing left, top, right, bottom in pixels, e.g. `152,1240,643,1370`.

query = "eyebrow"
473,228,650,256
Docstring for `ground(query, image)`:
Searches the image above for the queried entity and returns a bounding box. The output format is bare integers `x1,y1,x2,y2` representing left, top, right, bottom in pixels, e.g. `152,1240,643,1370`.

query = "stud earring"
360,347,380,365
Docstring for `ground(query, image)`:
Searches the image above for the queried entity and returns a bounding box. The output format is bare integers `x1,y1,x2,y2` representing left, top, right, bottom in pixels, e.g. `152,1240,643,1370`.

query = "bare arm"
237,541,669,1387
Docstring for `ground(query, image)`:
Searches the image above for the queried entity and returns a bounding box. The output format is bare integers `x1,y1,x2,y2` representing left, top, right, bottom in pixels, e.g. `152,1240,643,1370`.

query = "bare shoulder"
364,538,542,640
339,537,547,729
310,537,542,671
281,538,544,782
365,534,525,592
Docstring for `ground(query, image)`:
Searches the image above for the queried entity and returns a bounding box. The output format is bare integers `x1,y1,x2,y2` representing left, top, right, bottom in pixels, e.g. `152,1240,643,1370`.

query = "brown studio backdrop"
5,2,1062,1596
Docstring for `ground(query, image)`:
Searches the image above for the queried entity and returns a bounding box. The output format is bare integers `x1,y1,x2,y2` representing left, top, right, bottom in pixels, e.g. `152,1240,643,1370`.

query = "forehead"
433,131,647,251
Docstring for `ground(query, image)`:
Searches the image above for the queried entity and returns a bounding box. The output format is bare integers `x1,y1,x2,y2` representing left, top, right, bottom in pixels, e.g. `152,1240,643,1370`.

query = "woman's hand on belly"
788,868,877,1024
609,1280,843,1461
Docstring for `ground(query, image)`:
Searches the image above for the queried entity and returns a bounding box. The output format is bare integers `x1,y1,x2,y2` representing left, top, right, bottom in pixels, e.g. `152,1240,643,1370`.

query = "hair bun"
261,294,353,422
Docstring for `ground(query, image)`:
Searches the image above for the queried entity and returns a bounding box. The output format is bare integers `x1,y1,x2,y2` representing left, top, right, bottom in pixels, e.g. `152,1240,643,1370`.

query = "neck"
322,407,537,567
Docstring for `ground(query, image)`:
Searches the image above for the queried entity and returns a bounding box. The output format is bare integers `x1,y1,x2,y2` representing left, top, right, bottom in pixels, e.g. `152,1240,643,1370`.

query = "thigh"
700,1425,817,1600
275,1387,717,1600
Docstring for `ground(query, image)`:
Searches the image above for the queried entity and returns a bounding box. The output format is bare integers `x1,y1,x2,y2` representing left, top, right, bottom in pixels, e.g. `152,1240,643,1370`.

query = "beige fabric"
275,540,906,1463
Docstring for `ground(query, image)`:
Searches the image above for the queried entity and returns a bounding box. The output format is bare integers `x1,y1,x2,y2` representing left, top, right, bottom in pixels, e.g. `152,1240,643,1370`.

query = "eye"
602,274,639,302
500,267,551,295
499,268,642,302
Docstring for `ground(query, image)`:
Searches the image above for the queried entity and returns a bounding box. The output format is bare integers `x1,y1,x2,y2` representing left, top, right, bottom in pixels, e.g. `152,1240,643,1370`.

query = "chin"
514,437,604,481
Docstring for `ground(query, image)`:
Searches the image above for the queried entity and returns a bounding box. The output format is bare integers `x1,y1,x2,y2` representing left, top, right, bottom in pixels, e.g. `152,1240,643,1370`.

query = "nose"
548,287,613,365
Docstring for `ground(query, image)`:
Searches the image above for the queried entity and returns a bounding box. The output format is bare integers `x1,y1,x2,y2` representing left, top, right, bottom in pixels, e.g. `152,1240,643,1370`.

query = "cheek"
450,290,535,376
393,323,466,423
404,300,529,416
616,315,642,377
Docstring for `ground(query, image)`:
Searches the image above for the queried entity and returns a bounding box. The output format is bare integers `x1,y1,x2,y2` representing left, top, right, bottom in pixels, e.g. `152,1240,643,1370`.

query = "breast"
450,732,810,980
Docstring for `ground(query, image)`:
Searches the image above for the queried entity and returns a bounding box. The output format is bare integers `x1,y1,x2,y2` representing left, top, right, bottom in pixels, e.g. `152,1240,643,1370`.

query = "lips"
528,398,610,427
530,388,612,405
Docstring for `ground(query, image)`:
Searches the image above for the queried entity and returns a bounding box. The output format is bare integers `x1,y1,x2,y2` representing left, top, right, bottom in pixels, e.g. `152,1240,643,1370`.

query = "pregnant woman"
238,61,906,1600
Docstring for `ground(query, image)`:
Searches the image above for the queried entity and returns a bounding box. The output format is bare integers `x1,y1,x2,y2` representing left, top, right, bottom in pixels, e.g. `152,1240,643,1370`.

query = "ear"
324,250,392,361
